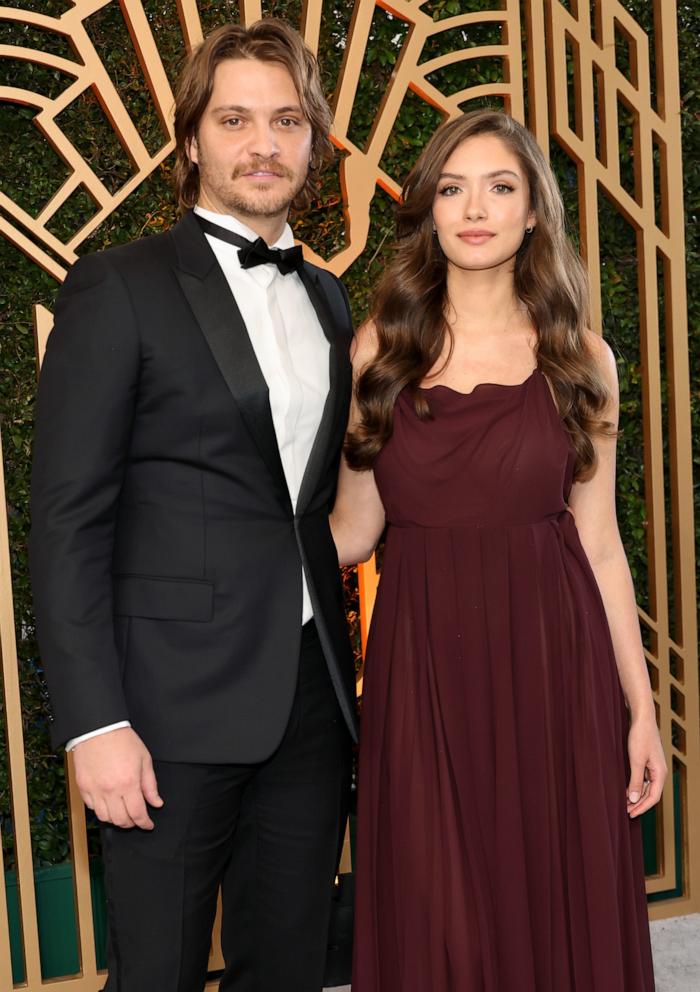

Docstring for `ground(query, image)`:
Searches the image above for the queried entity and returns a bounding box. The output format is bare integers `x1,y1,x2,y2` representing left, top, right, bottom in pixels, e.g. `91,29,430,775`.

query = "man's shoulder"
305,263,352,319
77,223,177,278
61,219,196,306
304,260,341,288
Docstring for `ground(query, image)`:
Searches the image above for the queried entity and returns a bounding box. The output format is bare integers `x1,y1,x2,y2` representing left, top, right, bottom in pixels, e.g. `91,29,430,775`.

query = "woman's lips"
458,230,495,245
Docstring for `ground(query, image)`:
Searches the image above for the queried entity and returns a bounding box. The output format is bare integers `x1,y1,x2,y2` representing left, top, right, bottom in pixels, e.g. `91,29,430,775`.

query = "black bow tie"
195,214,304,275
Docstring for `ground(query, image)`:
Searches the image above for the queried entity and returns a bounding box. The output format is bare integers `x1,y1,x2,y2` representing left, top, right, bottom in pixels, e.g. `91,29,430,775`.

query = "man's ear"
188,135,199,166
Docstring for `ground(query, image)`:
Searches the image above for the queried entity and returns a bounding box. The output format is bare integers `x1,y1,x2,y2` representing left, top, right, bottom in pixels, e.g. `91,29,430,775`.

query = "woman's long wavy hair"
345,110,612,481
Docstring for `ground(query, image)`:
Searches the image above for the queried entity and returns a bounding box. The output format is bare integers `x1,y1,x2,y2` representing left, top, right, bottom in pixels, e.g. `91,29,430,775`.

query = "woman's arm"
331,322,386,566
568,331,667,819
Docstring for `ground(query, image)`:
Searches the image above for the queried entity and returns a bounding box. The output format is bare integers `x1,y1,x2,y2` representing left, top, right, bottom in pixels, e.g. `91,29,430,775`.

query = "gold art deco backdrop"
0,0,697,988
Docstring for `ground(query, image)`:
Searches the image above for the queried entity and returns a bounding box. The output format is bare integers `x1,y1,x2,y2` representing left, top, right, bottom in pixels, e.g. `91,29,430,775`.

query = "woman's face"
431,133,536,273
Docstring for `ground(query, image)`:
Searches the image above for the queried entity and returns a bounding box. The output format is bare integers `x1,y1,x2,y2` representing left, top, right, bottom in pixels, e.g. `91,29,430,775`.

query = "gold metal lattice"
536,0,698,917
0,1,696,988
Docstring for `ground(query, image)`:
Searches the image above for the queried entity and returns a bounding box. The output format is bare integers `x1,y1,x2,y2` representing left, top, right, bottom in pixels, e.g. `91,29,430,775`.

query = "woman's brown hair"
346,110,612,481
173,18,334,213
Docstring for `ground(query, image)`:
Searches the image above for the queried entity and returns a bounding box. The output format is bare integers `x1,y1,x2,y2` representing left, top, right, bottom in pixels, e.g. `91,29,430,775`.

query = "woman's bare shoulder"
583,328,617,387
582,328,619,421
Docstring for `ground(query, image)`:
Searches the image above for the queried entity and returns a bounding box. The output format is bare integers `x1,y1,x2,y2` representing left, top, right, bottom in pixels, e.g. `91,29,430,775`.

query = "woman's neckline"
417,367,539,398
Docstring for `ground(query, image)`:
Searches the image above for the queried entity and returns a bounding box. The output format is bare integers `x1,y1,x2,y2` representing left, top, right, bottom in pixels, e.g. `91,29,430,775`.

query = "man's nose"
247,122,280,159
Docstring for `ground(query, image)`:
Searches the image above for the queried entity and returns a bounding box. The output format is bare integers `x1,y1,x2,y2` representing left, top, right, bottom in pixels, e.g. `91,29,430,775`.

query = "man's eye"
278,117,299,127
224,118,242,127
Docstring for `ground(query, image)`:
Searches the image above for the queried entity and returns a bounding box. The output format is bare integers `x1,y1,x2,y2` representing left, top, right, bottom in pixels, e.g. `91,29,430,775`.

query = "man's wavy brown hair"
346,110,613,482
173,18,334,213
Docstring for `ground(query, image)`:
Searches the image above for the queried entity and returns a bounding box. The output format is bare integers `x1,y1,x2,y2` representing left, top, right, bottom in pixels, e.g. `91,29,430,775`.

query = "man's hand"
72,727,163,829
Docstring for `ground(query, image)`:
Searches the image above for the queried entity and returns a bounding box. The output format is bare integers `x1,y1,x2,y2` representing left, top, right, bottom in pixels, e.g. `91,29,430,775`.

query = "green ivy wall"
0,0,697,880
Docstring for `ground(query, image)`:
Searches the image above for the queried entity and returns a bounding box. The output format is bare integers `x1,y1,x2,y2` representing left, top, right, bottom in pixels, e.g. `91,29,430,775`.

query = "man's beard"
200,158,307,218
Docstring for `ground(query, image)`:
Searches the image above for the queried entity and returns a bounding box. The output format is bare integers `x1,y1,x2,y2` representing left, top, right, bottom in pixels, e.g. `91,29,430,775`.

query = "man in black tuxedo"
30,19,356,992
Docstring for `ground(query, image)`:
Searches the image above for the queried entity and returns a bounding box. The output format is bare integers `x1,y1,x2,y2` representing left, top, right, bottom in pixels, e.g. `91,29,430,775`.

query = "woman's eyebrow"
437,169,522,181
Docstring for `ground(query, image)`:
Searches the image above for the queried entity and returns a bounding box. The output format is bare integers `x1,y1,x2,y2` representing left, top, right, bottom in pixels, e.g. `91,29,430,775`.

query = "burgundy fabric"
353,370,654,991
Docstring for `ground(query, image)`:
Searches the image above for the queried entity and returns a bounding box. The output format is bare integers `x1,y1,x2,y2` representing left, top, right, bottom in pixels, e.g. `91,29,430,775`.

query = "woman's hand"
626,714,667,818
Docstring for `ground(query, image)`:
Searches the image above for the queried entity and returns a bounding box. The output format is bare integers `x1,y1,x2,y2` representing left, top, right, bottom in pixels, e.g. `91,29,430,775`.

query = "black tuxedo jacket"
29,210,358,762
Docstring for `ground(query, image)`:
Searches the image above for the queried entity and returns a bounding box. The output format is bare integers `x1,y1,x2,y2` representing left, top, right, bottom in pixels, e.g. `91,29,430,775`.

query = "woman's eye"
438,185,460,196
493,183,514,193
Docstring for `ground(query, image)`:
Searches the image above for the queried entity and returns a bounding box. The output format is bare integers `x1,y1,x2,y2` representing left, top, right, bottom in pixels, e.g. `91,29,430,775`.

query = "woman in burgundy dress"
331,111,664,990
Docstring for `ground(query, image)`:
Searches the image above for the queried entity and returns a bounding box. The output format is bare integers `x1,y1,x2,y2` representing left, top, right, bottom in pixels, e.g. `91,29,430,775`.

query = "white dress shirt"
66,207,330,750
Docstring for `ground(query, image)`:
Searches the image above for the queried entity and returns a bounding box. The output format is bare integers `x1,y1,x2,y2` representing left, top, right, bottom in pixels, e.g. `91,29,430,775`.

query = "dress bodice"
373,370,576,529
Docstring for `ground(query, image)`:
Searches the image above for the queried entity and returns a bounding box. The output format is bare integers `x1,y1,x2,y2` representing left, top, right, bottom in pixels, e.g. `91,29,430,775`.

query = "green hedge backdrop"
0,0,697,894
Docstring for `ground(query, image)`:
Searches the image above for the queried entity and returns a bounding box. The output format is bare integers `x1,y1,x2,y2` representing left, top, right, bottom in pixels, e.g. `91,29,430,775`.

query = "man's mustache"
231,161,295,180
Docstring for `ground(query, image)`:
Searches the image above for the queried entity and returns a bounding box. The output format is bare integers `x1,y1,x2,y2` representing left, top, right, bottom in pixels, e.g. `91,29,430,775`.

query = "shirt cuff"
65,721,131,752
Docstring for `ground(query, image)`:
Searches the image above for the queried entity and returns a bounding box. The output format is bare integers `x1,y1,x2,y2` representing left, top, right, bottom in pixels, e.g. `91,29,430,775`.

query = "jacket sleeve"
29,251,140,747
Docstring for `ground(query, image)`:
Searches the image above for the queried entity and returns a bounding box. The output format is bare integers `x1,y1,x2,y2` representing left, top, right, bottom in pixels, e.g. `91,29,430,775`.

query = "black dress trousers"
101,621,352,992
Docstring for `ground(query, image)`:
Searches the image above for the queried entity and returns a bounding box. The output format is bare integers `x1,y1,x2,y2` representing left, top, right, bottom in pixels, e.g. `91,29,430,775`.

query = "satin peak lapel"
171,213,291,509
295,266,350,516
